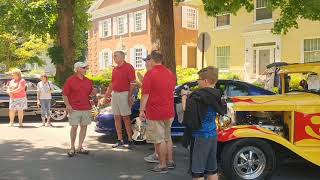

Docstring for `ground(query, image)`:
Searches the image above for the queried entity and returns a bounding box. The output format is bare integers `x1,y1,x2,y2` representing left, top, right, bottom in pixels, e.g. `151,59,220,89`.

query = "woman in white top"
37,74,54,127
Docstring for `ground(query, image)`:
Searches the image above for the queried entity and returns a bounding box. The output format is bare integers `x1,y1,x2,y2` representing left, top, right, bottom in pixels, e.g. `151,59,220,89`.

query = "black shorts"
190,136,218,178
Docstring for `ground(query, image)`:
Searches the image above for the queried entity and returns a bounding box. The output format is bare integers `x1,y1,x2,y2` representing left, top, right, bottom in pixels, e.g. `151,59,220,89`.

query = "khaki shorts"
146,119,173,144
69,110,92,126
111,91,131,116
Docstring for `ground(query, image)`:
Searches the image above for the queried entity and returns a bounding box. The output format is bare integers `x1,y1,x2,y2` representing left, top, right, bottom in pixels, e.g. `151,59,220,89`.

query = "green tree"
202,0,320,34
0,0,92,84
0,33,49,70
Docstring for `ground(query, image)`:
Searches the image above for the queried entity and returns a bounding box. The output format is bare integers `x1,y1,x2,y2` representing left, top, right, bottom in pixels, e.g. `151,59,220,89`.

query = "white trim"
99,18,112,38
214,25,232,31
254,19,274,25
90,0,149,20
134,9,146,32
181,6,198,30
215,46,231,72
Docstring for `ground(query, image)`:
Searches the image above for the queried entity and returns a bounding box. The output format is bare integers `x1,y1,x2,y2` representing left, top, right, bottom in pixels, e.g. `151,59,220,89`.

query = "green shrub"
176,66,198,85
87,68,112,87
219,72,241,80
289,74,303,91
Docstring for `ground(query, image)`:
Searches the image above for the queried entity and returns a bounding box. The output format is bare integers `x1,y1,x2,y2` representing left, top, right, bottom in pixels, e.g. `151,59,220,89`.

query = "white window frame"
302,37,320,63
99,49,113,70
216,46,230,72
130,45,147,70
99,18,112,38
133,10,146,32
215,13,231,30
182,6,198,30
254,0,273,24
117,14,128,35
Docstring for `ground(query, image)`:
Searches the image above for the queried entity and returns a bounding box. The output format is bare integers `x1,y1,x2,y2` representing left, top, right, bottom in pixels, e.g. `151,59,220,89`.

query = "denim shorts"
40,99,51,118
190,136,218,178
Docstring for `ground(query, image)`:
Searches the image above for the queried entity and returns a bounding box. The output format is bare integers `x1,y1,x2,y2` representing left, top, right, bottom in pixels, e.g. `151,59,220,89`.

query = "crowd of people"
6,50,225,180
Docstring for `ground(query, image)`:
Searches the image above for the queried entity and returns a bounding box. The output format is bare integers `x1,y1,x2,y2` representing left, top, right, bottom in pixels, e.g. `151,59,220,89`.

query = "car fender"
218,125,320,166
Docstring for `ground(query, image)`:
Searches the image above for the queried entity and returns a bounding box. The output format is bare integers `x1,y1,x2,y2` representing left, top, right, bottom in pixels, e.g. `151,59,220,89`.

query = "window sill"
214,25,232,31
182,27,198,31
219,69,230,73
100,36,112,40
254,19,274,25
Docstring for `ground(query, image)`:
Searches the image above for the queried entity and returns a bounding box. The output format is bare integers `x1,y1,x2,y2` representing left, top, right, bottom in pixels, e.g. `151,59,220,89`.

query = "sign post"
197,32,211,68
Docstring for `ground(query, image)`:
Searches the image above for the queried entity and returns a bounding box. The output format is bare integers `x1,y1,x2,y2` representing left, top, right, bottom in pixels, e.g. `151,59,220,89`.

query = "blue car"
95,80,274,139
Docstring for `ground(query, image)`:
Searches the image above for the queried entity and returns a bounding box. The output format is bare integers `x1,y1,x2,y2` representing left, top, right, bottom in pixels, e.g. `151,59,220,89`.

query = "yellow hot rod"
218,62,320,180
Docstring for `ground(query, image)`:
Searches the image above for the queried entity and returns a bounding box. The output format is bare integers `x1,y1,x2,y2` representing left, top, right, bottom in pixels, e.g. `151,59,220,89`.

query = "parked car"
95,79,274,138
0,77,67,121
217,62,320,180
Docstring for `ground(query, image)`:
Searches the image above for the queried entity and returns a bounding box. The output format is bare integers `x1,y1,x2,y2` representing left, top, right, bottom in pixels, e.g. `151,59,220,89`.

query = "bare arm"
63,95,73,113
8,83,24,94
182,95,187,111
104,83,112,97
139,94,149,111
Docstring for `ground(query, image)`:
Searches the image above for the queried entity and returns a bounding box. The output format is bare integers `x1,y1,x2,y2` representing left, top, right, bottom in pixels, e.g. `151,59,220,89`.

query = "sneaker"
167,161,176,169
112,140,124,148
127,141,135,150
144,153,159,163
150,165,168,174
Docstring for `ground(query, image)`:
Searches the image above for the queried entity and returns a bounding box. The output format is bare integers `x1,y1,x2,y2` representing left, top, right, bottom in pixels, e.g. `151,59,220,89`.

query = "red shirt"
63,75,93,110
112,62,136,92
9,79,27,99
142,65,176,120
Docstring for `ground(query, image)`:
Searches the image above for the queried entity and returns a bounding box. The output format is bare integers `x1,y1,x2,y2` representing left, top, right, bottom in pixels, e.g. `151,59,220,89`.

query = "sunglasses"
81,66,88,69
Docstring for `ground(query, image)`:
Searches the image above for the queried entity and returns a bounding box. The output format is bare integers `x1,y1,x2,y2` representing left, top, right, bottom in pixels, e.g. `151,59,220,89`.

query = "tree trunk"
149,0,176,74
56,0,76,85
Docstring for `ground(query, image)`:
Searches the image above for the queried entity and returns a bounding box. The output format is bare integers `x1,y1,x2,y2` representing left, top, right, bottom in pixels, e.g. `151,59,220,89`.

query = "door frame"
253,46,275,77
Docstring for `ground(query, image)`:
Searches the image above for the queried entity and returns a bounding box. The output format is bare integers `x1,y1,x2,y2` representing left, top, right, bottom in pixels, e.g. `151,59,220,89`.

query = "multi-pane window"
304,38,320,63
134,12,143,32
216,14,231,27
182,6,198,30
102,21,109,37
186,8,197,29
134,48,143,69
99,19,111,38
216,46,230,71
256,0,272,21
117,16,125,35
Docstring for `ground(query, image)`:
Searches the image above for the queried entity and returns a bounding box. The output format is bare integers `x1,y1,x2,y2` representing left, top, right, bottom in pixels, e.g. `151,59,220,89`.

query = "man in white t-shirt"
37,74,54,127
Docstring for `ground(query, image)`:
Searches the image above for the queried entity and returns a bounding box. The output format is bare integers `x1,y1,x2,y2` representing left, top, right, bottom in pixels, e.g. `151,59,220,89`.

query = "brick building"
87,0,198,74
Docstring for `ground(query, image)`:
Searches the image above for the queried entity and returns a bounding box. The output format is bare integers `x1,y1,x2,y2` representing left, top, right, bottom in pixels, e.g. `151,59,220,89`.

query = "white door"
253,47,275,76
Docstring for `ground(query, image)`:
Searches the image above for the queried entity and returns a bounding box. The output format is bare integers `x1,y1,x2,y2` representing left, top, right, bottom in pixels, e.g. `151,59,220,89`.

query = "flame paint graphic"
295,112,320,142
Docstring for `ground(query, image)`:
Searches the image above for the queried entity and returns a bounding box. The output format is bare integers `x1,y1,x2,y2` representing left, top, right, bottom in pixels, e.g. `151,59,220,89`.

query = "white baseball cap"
74,62,88,72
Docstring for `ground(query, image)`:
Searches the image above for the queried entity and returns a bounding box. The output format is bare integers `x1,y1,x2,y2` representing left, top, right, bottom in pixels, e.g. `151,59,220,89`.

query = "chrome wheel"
50,109,67,121
233,146,266,179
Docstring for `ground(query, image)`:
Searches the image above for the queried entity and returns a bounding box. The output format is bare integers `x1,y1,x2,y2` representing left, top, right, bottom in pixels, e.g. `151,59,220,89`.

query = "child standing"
182,66,226,180
37,73,54,127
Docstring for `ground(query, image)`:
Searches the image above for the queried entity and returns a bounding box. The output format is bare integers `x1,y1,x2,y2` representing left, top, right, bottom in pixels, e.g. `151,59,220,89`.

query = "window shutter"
181,6,187,28
123,14,128,34
141,9,147,31
107,19,112,37
129,13,134,33
113,17,118,36
99,51,103,70
142,47,147,68
99,21,103,38
130,48,135,68
108,49,113,66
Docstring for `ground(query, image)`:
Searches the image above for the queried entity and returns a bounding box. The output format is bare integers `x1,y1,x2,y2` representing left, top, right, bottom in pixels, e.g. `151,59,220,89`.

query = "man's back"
142,65,176,120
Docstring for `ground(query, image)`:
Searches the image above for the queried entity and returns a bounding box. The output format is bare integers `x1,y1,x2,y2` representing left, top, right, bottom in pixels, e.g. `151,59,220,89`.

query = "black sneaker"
112,140,124,148
127,141,135,150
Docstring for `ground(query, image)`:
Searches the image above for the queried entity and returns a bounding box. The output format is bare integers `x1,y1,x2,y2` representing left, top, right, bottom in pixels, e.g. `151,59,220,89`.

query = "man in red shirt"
104,51,136,149
63,62,95,157
139,50,176,173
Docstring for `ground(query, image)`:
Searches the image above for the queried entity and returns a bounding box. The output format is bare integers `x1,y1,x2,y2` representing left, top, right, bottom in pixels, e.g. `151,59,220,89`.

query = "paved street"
0,119,319,180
